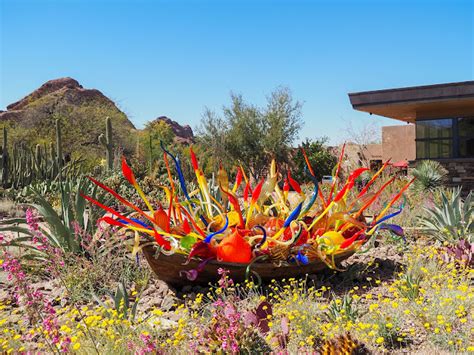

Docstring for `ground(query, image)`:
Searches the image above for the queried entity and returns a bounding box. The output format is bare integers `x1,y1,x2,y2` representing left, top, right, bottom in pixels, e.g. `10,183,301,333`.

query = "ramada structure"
348,80,474,192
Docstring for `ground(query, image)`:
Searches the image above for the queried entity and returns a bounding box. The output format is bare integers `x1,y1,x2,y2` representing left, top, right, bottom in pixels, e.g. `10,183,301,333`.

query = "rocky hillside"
2,78,120,114
0,78,136,167
0,78,137,164
1,78,196,168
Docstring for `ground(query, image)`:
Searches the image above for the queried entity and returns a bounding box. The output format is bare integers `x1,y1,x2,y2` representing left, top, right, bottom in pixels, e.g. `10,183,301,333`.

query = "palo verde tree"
198,87,303,178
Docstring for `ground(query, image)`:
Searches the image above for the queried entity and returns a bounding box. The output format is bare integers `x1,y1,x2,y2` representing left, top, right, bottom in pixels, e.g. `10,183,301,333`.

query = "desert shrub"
0,198,24,218
326,293,360,322
6,100,136,167
411,159,448,194
292,137,337,183
101,172,168,210
61,241,150,303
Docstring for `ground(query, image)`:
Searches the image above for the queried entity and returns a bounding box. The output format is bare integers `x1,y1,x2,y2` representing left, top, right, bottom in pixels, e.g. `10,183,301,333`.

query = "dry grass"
0,198,24,218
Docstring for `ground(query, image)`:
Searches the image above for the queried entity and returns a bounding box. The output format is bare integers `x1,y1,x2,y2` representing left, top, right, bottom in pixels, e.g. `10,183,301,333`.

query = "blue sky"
1,0,473,144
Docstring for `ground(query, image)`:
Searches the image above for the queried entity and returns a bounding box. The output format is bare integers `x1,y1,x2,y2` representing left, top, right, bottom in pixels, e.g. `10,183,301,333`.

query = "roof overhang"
348,81,474,123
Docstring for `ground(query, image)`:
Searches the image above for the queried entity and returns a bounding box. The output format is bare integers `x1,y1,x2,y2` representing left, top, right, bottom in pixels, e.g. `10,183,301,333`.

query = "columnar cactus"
0,123,84,188
34,144,42,173
1,127,8,186
49,142,58,177
148,135,153,172
55,119,63,171
99,116,113,171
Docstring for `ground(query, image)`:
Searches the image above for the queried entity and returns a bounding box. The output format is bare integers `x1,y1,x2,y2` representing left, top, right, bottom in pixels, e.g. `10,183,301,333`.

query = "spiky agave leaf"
411,159,448,193
419,187,473,244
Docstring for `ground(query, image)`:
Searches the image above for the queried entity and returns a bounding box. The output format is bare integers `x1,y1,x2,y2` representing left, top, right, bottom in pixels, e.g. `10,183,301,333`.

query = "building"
348,81,474,191
381,124,416,163
340,125,415,170
343,142,382,170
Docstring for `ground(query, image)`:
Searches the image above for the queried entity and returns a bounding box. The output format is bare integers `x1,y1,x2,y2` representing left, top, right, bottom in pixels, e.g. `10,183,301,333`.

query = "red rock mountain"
0,77,136,160
0,78,194,160
0,78,134,125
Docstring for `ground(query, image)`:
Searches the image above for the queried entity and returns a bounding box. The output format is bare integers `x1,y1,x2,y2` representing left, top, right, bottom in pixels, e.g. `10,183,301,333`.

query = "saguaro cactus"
34,144,42,177
148,135,153,172
35,144,41,163
55,119,63,171
1,127,8,186
49,142,57,177
99,117,113,171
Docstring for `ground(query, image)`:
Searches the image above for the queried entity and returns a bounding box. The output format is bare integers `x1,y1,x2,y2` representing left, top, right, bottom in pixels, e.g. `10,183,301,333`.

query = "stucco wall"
382,124,416,162
343,143,382,168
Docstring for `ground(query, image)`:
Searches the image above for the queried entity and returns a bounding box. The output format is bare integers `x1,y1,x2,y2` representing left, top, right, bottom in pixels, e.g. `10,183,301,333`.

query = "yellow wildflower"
369,304,379,312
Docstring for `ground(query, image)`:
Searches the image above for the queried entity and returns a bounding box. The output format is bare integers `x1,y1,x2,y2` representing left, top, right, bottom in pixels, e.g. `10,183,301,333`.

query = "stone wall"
438,159,474,194
410,159,474,195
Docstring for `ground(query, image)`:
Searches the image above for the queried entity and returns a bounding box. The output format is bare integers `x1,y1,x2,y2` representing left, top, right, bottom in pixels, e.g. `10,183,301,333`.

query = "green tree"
292,137,337,183
263,87,303,164
196,108,231,174
198,87,303,178
224,93,267,177
145,120,175,147
142,120,175,169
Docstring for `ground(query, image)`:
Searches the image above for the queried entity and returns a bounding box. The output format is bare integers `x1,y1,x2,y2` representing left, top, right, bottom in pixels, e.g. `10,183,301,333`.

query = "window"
416,117,474,159
458,118,474,158
416,119,453,159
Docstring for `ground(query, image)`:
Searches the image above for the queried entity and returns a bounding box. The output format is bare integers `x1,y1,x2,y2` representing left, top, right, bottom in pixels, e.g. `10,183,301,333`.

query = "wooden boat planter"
142,244,355,287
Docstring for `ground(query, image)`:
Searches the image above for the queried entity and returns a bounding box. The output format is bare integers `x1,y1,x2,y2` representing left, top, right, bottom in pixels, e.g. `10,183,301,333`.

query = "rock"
1,77,127,121
154,317,178,329
137,277,180,314
6,78,82,111
160,294,177,311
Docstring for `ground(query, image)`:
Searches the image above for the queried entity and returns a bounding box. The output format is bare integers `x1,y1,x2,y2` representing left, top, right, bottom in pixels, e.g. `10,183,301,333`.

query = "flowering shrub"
1,240,473,353
0,183,473,354
1,244,71,352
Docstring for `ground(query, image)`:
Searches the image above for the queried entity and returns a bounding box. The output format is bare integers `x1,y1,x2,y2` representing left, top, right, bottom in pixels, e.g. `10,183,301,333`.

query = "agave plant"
418,187,473,244
411,160,448,194
0,177,113,256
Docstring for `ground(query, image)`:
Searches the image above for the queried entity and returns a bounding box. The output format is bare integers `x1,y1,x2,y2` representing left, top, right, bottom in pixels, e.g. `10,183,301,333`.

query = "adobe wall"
382,124,416,162
343,143,382,168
